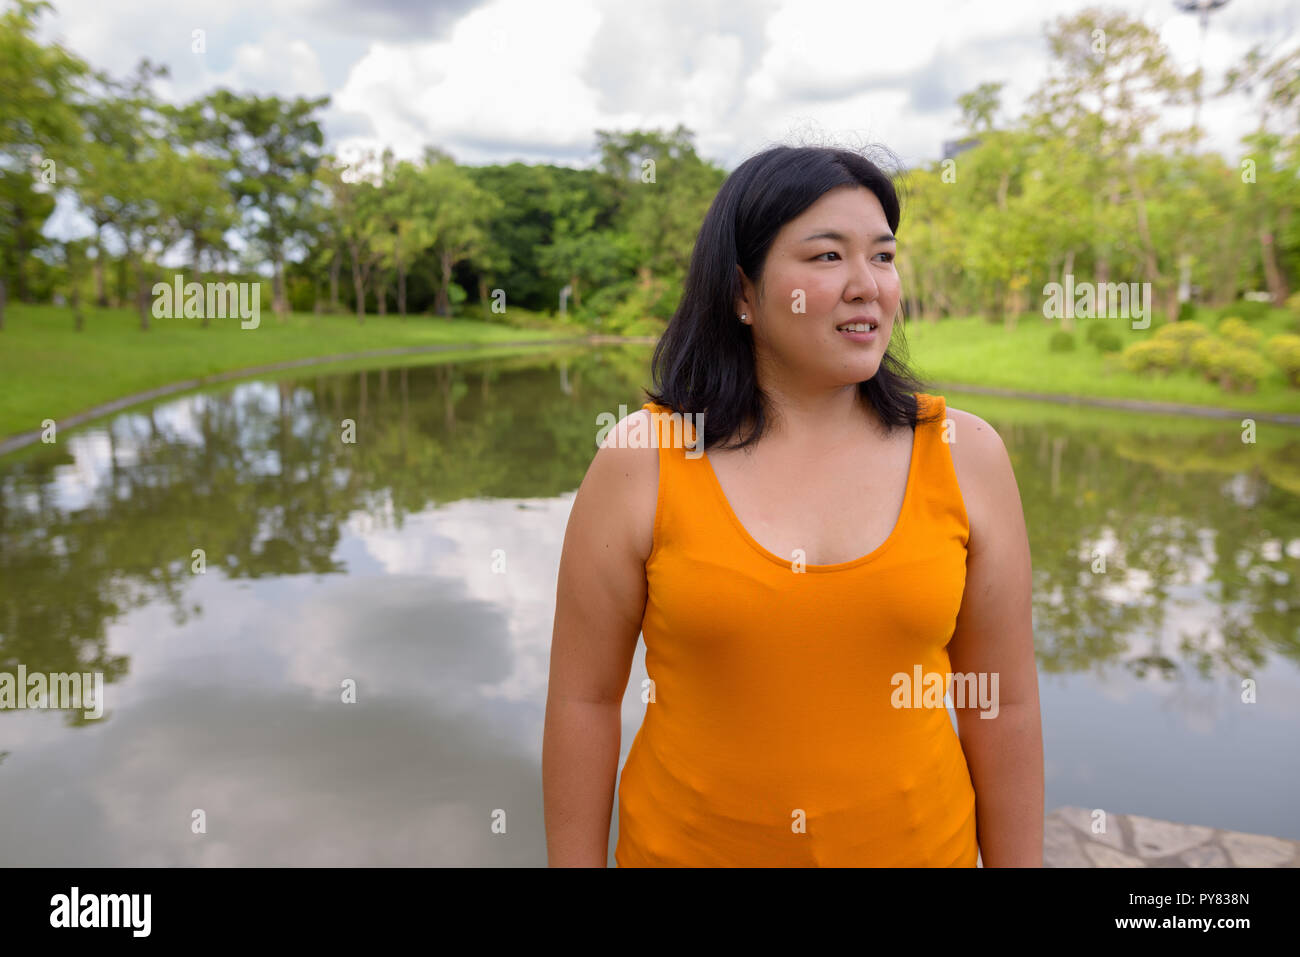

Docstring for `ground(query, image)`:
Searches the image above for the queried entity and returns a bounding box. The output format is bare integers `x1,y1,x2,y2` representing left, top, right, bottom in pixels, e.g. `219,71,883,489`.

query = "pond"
1,345,1297,865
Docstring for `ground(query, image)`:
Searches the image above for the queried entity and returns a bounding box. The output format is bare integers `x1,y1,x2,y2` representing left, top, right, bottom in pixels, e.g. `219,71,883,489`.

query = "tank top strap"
638,401,724,563
909,392,970,549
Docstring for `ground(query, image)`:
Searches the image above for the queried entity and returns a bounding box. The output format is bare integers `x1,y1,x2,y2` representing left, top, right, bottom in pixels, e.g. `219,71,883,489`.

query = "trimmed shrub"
1049,330,1076,352
1092,330,1123,353
1218,316,1263,350
1121,338,1182,374
1151,321,1210,362
1190,339,1273,392
1266,334,1300,387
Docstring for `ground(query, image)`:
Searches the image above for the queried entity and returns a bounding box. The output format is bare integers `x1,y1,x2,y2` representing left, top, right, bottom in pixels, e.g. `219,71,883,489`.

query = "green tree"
180,90,328,316
1223,43,1300,306
0,0,87,329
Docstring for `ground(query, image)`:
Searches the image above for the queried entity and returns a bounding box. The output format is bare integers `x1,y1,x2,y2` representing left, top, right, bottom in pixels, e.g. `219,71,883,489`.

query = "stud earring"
739,313,747,322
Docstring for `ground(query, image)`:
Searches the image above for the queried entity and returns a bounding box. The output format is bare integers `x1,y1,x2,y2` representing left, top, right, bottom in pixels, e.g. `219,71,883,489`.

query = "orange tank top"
615,392,979,867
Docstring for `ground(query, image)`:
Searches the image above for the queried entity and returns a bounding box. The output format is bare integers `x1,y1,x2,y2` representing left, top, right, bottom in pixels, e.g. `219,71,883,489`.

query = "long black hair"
644,144,941,452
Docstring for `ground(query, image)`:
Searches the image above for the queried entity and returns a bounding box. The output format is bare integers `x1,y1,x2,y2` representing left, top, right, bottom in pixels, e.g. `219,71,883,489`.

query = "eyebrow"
800,230,896,244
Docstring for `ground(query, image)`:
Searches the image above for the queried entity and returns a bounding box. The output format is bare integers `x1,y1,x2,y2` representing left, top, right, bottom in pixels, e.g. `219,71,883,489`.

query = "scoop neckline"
696,396,928,573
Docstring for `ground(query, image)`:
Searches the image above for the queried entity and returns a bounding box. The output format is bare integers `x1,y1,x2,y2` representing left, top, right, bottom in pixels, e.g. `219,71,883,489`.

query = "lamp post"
1173,0,1231,152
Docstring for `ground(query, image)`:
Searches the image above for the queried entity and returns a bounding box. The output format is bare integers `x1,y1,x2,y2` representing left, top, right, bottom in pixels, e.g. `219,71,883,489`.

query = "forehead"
779,186,889,241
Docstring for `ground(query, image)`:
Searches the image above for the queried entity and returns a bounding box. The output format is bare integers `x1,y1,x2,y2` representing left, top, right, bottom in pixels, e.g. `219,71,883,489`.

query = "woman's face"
736,184,900,390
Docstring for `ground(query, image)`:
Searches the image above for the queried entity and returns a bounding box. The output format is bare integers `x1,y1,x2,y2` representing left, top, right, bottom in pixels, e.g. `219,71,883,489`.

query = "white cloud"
34,0,1294,170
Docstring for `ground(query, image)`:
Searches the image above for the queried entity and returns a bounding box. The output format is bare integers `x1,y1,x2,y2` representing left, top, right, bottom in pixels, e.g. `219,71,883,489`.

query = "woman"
543,144,1043,867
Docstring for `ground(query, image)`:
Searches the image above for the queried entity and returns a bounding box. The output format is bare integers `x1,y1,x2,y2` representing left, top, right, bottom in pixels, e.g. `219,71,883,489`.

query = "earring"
739,313,747,322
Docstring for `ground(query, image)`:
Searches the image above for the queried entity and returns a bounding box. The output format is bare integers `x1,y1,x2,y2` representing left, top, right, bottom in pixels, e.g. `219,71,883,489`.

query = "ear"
734,264,754,323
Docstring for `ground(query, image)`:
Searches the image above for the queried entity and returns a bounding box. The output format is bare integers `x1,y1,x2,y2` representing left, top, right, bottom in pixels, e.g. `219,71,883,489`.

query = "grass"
902,309,1300,415
3,301,1298,445
0,302,583,441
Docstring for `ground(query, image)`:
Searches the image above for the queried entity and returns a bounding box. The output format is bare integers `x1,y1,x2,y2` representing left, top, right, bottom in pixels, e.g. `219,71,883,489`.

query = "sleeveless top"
614,392,979,867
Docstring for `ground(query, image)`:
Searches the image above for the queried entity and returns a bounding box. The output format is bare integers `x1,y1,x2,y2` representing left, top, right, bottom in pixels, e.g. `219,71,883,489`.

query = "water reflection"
0,348,1297,863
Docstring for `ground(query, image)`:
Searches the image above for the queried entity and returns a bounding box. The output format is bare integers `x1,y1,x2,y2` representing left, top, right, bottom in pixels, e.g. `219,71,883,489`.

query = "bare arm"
945,409,1044,867
542,412,657,867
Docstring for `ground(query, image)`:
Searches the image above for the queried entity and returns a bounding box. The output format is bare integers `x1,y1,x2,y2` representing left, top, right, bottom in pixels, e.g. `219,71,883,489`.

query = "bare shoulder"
585,409,659,563
939,406,1023,541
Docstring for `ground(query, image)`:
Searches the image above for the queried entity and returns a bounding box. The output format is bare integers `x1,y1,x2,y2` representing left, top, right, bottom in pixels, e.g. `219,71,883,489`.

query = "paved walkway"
1044,806,1300,867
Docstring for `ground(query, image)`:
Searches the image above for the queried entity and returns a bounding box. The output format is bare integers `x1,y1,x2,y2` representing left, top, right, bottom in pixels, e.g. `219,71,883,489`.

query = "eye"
814,250,895,262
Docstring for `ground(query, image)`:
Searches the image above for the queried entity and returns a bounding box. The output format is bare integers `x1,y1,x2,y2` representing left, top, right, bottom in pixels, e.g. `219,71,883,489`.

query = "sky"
33,0,1298,173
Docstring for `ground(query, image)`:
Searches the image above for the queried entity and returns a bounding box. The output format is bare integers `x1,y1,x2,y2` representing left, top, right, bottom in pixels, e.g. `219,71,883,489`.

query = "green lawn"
0,303,581,441
903,311,1300,415
2,302,1298,445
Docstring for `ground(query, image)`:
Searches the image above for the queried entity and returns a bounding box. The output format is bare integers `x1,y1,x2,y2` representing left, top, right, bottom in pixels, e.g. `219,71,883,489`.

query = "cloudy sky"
35,0,1298,172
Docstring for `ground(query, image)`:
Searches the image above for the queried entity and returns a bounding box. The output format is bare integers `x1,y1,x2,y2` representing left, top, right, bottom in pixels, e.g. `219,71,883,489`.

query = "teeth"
838,323,876,332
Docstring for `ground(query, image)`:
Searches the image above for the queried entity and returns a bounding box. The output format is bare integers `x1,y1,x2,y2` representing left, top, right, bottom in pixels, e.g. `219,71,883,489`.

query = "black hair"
644,144,941,451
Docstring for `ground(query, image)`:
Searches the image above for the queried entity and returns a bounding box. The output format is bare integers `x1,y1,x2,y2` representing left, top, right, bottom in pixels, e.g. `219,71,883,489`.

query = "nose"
845,252,879,304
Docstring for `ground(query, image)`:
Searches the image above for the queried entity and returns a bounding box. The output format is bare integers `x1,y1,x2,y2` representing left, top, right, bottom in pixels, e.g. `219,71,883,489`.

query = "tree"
180,91,328,316
420,160,501,318
0,0,87,329
1222,43,1300,306
70,62,173,329
1030,8,1197,321
594,125,725,298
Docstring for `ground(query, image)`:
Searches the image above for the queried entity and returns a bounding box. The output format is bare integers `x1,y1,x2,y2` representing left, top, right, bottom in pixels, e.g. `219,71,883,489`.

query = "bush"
1177,300,1196,322
1266,334,1300,387
1151,321,1210,362
1121,338,1182,374
1218,316,1263,350
1189,339,1273,392
1084,320,1110,343
1048,330,1075,352
601,281,676,333
1092,330,1123,353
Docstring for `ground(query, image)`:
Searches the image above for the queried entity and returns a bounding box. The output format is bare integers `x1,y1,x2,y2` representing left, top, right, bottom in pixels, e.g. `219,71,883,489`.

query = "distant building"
941,137,981,161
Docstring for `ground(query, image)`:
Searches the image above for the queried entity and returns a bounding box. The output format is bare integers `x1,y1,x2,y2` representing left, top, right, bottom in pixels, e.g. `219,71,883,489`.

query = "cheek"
883,267,901,295
771,269,840,317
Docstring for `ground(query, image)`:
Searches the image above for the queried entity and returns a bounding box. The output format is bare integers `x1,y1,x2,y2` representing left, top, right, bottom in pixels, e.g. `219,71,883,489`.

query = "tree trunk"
329,253,341,313
133,253,150,331
377,274,388,316
350,244,366,322
272,248,288,316
192,238,205,288
94,226,107,307
437,249,453,317
1260,221,1288,306
397,249,407,318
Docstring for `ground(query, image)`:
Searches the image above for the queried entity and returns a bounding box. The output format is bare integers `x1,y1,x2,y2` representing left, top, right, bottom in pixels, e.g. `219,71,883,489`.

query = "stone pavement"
1044,806,1300,867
